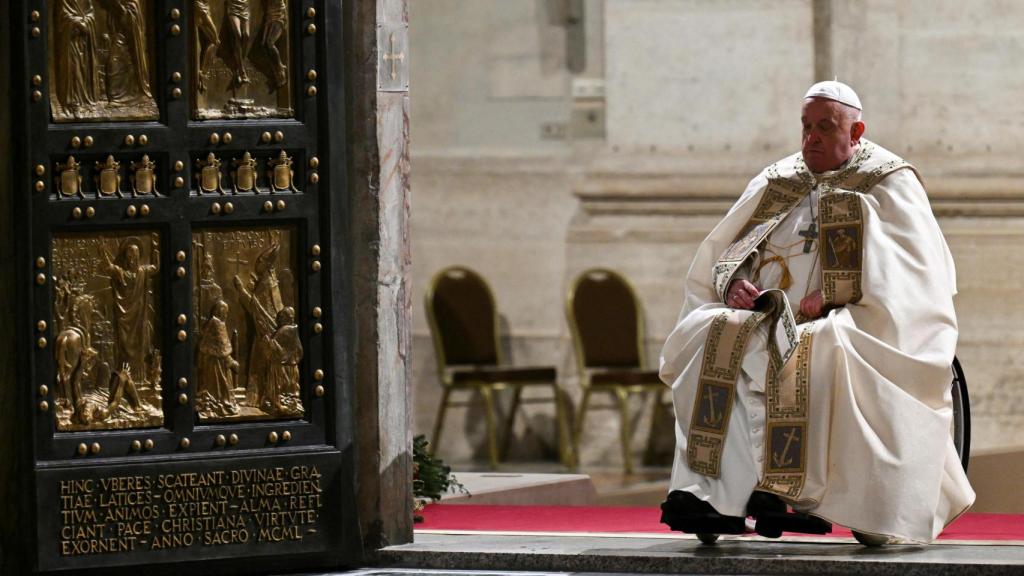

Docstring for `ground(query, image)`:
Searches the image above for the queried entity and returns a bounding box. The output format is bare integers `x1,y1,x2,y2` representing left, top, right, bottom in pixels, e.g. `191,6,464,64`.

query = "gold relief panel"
48,0,159,122
192,0,294,119
51,231,164,431
191,226,303,422
53,154,161,200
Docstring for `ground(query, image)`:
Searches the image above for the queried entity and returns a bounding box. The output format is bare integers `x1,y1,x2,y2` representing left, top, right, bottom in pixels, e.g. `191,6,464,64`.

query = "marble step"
380,533,1024,576
438,473,597,507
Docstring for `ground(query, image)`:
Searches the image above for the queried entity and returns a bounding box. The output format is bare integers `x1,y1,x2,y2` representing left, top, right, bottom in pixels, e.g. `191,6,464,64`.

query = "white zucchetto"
804,80,862,111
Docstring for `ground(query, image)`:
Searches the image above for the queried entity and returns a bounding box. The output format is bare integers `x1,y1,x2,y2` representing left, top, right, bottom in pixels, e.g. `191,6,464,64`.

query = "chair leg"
431,387,452,456
479,386,500,470
615,387,634,475
552,383,575,468
500,386,523,461
643,388,668,466
573,388,592,463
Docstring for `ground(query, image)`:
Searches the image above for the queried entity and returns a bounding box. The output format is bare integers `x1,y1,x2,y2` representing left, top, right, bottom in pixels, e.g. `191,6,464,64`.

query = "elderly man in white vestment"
658,81,974,544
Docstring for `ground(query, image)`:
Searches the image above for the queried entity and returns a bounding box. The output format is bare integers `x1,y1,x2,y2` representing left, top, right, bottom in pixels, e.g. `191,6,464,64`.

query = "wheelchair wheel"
697,533,720,545
852,357,969,548
951,356,970,472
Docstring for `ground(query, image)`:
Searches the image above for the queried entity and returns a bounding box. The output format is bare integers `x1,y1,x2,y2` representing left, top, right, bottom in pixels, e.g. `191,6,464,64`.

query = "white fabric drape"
660,153,974,543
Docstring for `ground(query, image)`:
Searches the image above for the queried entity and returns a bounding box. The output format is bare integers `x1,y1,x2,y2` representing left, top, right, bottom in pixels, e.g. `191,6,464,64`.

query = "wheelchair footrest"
660,490,747,535
746,490,832,538
753,511,832,538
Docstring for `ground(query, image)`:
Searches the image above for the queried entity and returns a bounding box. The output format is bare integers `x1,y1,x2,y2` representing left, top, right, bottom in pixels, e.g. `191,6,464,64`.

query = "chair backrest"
425,266,500,372
567,268,645,371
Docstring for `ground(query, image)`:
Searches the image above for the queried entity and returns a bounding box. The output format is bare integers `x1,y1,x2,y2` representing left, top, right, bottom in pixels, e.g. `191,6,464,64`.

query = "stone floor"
369,532,1024,575
316,570,618,576
312,570,749,576
316,460,1024,576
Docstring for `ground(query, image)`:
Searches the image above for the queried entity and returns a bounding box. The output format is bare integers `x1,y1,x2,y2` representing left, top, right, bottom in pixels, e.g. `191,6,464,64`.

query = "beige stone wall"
604,0,813,165
411,0,1024,467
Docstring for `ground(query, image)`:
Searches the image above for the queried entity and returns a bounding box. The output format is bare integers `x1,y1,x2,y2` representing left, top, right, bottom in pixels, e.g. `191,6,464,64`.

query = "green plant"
413,434,467,514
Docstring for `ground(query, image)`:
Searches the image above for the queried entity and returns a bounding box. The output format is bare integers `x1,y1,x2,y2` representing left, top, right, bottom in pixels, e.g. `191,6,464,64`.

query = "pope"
658,81,974,544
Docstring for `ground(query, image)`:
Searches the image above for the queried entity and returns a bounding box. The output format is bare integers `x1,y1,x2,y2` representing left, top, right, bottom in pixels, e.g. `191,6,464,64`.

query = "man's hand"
800,290,824,320
726,279,760,309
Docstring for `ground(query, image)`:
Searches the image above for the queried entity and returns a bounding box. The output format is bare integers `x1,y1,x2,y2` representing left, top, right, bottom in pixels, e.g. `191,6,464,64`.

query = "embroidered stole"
687,309,770,477
687,140,911,499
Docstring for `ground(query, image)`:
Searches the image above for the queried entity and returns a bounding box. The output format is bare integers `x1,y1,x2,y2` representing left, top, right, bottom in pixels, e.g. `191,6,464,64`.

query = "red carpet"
417,504,1024,542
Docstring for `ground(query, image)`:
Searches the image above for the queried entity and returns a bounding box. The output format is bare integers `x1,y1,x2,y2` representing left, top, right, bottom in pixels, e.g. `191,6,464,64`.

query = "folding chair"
566,268,667,474
425,266,574,469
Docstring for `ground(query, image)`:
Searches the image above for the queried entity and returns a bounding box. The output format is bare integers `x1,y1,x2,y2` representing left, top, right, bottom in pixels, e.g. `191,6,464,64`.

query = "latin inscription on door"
58,465,321,554
37,454,339,571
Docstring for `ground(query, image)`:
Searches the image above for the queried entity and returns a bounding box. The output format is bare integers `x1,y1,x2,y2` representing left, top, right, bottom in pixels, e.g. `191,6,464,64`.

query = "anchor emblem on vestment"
772,427,801,468
701,388,723,427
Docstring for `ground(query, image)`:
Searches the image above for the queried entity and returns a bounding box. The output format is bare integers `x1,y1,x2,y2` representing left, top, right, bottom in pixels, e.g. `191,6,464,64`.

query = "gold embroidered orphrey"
820,193,864,306
689,140,913,499
687,309,770,477
757,325,814,499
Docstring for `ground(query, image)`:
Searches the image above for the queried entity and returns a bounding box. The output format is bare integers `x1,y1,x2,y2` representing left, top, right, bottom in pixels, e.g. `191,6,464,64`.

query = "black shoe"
746,491,832,538
746,491,787,516
660,490,746,535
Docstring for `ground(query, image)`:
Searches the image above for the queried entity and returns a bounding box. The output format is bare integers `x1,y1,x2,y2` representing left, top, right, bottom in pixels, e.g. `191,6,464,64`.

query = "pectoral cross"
798,221,817,253
771,428,801,468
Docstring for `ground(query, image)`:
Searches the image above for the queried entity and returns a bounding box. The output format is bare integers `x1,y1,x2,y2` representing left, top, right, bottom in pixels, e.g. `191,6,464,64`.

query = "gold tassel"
779,263,793,291
754,255,793,291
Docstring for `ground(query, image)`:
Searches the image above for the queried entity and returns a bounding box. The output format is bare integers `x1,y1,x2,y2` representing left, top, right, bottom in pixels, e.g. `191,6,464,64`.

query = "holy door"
3,1,353,572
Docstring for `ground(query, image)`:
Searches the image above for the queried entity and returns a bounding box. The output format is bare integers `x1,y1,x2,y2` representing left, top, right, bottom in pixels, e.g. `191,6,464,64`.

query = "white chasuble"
660,140,974,543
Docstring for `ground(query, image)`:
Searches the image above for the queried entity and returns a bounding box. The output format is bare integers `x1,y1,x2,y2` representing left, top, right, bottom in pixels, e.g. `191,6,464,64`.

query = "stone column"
348,0,413,555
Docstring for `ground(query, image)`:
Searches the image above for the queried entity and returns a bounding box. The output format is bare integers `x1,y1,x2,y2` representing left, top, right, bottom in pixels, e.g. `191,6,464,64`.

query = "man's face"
801,98,864,173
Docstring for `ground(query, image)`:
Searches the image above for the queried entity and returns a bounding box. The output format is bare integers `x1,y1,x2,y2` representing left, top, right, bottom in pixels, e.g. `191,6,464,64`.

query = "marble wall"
410,0,1024,468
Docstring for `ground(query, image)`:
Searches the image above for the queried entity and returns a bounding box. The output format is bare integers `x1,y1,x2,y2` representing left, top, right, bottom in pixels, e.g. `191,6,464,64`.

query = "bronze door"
10,1,351,572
